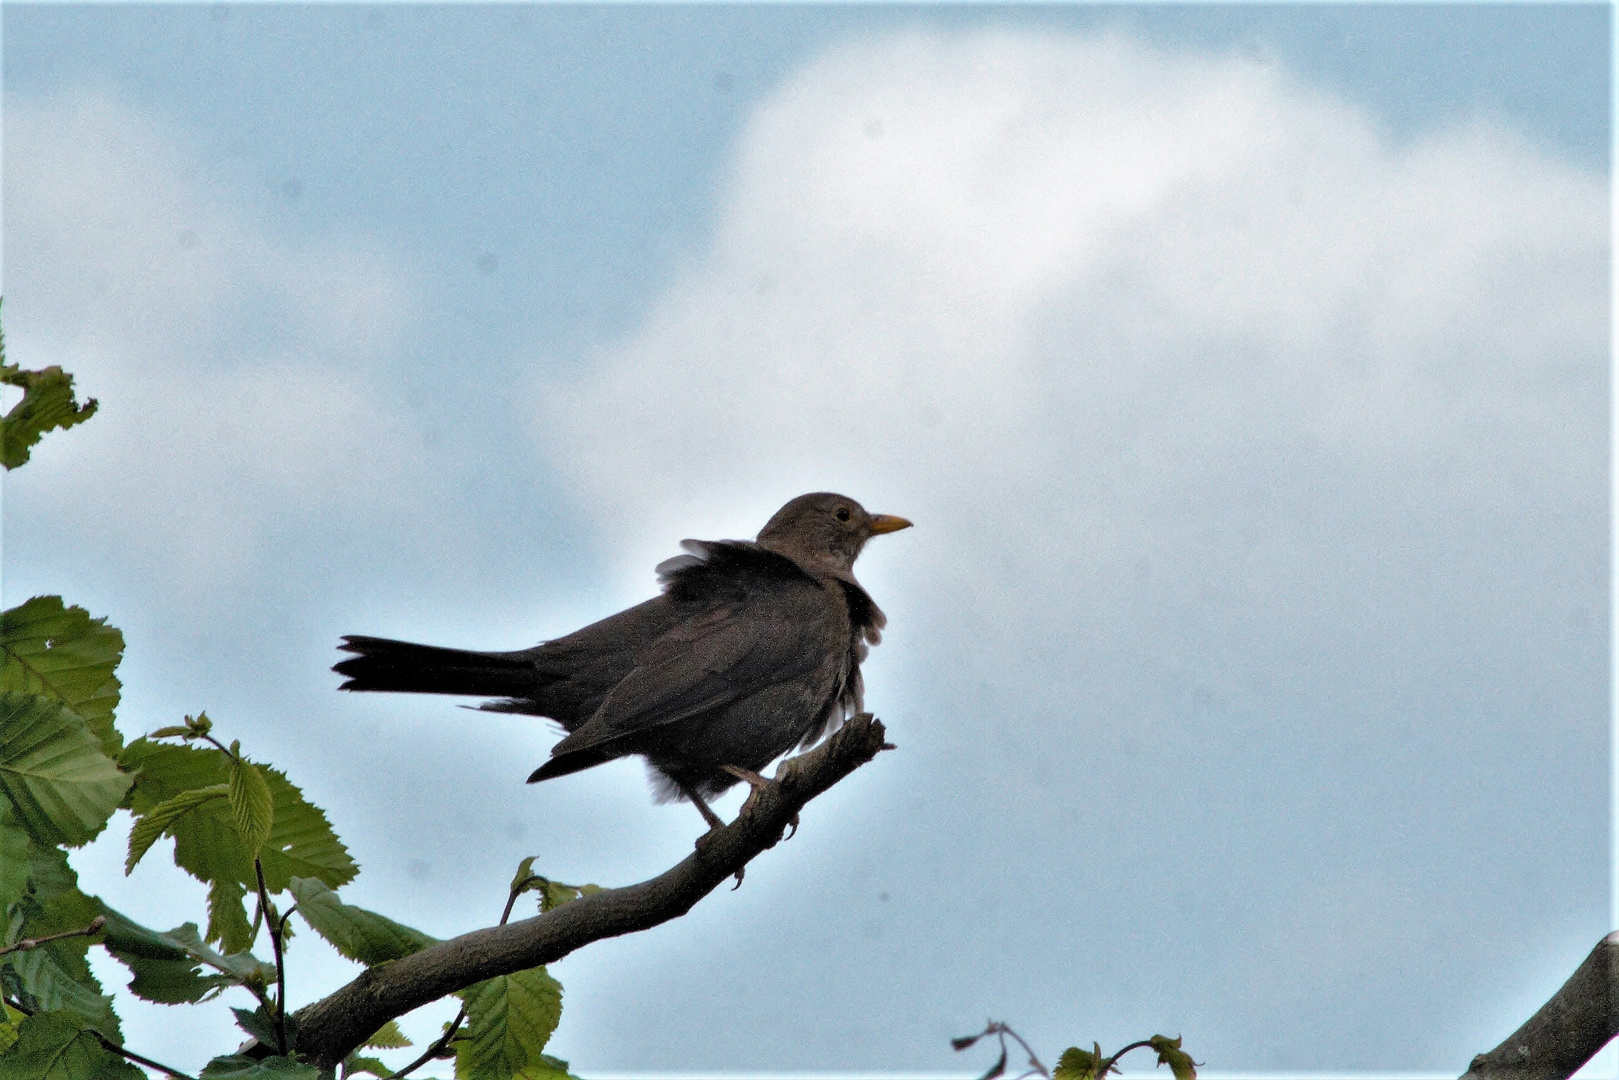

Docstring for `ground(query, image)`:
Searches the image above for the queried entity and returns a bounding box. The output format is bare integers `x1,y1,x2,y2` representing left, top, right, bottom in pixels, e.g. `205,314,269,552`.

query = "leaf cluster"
953,1022,1199,1080
0,351,581,1079
0,309,98,471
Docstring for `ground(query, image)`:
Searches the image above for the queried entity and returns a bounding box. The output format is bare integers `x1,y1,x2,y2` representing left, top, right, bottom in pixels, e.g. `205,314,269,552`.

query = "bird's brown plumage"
334,493,910,816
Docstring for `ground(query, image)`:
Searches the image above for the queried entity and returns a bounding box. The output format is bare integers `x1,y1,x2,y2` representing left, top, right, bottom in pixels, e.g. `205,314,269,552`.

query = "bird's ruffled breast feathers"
656,539,887,644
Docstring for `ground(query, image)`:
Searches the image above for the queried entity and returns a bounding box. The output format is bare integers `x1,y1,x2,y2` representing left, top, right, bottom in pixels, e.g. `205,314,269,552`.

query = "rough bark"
1461,931,1619,1080
294,712,892,1067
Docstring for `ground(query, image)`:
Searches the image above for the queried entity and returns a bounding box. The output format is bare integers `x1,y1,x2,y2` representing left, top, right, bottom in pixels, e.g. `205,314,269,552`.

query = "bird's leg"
679,780,747,889
678,781,726,832
722,765,799,840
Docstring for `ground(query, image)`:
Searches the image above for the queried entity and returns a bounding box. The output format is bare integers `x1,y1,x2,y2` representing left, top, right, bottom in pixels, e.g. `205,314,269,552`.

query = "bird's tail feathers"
526,745,618,784
334,635,536,699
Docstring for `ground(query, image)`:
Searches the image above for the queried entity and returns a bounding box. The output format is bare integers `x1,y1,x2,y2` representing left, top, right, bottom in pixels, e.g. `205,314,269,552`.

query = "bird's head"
756,492,912,578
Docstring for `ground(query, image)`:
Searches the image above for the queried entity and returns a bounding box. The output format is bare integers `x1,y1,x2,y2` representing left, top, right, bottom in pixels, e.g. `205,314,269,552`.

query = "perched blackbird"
334,492,911,828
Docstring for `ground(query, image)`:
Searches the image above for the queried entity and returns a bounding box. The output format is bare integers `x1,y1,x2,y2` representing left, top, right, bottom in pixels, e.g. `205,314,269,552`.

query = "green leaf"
510,857,537,894
513,1056,577,1080
22,844,79,904
0,1011,104,1080
343,1055,393,1078
97,908,269,1001
1054,1045,1110,1080
89,1054,146,1080
144,727,192,740
207,879,254,954
256,768,356,890
19,880,103,945
455,967,564,1079
0,1002,23,1054
0,350,99,471
120,741,356,890
3,947,120,1040
119,739,229,813
125,784,229,873
200,1055,322,1079
0,693,129,847
166,922,275,990
363,1019,412,1049
228,758,274,853
537,881,600,914
0,801,32,916
97,908,221,1004
288,877,436,966
1149,1035,1198,1080
0,598,125,759
231,1005,296,1054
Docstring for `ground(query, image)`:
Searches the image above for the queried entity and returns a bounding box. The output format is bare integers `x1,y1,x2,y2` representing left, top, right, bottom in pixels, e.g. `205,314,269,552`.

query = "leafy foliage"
0,349,617,1079
0,328,99,471
508,857,602,918
0,694,129,848
955,1022,1200,1080
288,877,436,966
363,1019,412,1050
120,738,357,892
0,597,124,759
199,1055,321,1079
454,968,566,1080
0,1011,107,1080
1053,1044,1107,1080
97,909,239,1005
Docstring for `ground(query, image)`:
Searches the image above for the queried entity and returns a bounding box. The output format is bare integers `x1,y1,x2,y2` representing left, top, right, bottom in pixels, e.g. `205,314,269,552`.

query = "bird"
333,492,912,830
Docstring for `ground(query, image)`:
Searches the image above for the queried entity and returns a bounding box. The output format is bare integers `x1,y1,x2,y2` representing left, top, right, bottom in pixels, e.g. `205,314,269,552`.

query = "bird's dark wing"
543,544,835,759
479,596,683,725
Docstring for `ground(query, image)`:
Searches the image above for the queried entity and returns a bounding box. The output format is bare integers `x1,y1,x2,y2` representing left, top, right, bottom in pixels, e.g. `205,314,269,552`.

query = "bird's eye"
835,507,852,523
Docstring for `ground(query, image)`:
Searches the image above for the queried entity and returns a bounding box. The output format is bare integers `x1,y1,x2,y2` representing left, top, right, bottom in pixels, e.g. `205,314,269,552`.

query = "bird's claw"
722,764,773,797
722,764,799,841
730,867,745,890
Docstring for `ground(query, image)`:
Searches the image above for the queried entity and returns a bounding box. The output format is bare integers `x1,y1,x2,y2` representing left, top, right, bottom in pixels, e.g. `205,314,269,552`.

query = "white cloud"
3,89,433,608
526,31,1606,1067
532,28,1603,562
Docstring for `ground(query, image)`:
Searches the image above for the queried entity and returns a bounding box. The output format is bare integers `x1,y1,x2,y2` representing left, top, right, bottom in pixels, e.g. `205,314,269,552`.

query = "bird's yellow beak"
868,514,914,535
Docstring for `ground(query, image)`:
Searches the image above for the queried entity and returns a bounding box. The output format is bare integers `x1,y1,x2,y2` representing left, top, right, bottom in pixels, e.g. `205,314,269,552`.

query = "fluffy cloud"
530,30,1606,1068
534,29,1603,556
3,89,432,609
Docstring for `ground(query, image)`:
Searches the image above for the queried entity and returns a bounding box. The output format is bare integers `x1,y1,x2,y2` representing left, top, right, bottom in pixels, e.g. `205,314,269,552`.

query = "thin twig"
381,1003,467,1080
3,993,198,1080
1101,1039,1157,1074
501,877,541,926
198,732,235,759
254,858,288,1053
0,915,105,957
996,1021,1052,1078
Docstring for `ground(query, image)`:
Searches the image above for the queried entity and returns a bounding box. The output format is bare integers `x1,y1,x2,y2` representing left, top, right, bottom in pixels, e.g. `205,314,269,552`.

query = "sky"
1,3,1611,1076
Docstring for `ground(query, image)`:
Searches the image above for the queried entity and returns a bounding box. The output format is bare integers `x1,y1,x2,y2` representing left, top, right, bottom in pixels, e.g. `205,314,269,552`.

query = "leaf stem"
0,914,105,957
254,857,289,1053
995,1022,1051,1078
1099,1039,1158,1075
502,875,542,925
381,1004,466,1080
199,732,236,759
2,993,198,1080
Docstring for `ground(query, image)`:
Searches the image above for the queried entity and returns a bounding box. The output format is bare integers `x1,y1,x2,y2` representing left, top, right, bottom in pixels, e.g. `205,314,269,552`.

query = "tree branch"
294,711,892,1067
1461,931,1619,1080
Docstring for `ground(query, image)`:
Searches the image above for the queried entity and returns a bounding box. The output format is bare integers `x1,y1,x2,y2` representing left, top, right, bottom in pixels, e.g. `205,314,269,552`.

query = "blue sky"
2,4,1611,1075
